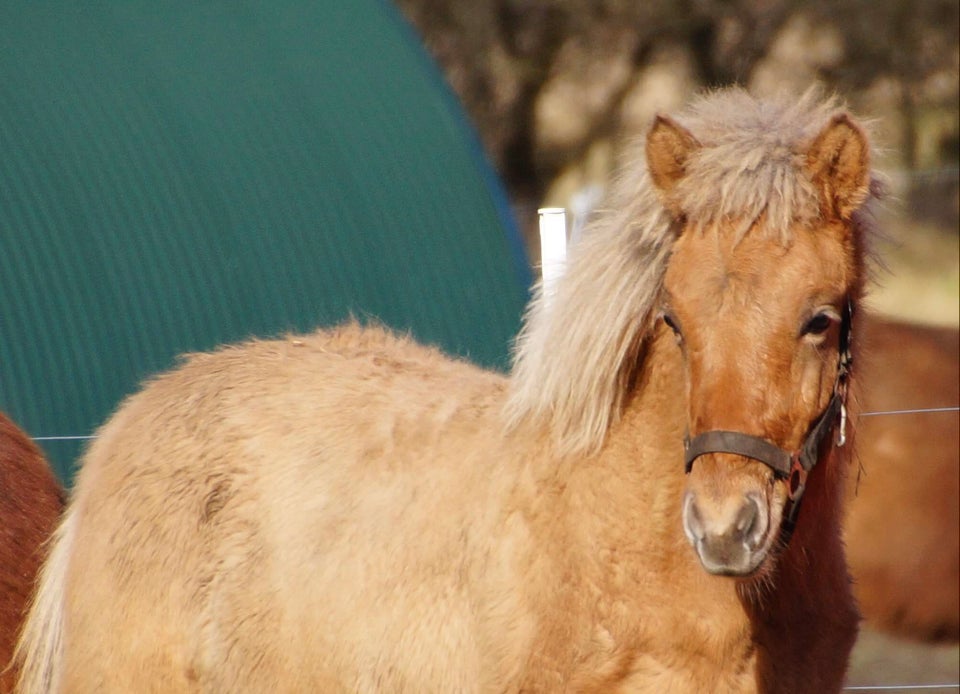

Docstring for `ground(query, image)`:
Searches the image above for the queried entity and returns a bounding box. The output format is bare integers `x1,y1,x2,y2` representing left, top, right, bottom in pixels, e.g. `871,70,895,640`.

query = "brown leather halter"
683,301,853,538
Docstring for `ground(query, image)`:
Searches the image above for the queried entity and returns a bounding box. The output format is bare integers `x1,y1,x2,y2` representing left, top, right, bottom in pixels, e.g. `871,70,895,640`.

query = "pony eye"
662,312,683,341
802,312,834,337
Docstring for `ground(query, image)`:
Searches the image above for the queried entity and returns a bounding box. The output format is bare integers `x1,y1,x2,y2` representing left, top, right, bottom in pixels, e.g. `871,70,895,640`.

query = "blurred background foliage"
395,0,959,325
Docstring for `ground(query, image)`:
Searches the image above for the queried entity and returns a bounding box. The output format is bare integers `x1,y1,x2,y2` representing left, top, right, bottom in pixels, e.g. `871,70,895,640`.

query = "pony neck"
741,443,859,690
515,328,858,688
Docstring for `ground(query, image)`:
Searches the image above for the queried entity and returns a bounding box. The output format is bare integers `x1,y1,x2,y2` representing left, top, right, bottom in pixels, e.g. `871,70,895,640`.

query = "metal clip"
837,402,847,447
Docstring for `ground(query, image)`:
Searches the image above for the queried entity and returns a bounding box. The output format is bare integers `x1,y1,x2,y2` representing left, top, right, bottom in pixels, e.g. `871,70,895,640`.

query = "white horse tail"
14,503,78,694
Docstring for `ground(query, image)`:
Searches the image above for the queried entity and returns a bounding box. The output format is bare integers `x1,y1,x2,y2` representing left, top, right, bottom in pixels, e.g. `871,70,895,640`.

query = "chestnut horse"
0,413,63,693
847,314,959,641
16,88,878,692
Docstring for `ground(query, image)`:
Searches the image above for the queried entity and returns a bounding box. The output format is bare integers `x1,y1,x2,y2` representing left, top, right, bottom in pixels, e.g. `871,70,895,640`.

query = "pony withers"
16,88,878,692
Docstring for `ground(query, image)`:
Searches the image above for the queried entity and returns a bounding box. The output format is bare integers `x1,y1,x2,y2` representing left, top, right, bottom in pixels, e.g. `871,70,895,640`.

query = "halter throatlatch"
683,301,853,538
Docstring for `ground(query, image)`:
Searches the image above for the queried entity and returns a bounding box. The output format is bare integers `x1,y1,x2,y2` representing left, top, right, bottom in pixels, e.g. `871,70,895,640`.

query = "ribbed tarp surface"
0,1,530,481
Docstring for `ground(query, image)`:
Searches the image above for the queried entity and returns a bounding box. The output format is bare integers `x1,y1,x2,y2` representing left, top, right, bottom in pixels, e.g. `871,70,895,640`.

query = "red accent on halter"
787,455,807,501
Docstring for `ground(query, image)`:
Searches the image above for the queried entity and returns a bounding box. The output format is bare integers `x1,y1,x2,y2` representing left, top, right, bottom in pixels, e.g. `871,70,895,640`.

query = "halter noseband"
682,301,853,537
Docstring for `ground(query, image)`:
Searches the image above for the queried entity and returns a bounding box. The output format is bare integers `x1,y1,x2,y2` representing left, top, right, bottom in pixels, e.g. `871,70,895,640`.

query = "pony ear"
645,115,700,209
805,113,870,219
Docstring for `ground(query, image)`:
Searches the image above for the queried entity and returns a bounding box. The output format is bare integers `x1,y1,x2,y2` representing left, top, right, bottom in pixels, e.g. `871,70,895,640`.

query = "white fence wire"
846,686,959,691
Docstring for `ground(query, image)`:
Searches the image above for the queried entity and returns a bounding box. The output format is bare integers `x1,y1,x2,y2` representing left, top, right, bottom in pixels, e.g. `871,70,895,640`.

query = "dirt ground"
847,628,959,689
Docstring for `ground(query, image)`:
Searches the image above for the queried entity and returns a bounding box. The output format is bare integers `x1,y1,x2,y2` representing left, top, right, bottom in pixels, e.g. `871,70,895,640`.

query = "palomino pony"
0,412,63,693
847,314,959,642
17,88,878,692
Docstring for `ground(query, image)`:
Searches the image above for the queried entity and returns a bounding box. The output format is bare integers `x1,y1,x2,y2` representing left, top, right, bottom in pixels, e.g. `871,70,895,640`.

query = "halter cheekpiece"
682,301,853,537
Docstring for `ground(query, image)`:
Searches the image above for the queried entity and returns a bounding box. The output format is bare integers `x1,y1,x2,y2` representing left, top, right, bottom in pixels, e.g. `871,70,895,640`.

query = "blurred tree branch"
395,0,959,229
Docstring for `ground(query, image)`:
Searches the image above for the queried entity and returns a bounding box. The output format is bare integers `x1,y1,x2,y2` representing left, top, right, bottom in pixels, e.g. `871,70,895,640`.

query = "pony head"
652,102,872,575
507,88,877,578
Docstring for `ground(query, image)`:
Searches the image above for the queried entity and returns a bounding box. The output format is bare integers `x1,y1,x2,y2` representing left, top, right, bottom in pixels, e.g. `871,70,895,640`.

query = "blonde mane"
505,87,879,457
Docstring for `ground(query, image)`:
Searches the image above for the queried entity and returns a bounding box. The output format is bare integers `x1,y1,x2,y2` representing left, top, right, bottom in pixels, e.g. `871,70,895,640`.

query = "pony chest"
518,587,758,692
520,630,758,694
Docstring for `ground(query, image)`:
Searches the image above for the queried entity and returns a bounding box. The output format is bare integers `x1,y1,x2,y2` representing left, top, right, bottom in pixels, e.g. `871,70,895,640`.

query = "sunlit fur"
0,413,63,693
17,88,878,692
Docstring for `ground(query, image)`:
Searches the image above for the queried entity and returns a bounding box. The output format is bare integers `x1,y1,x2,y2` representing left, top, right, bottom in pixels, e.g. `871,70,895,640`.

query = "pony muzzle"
682,488,772,576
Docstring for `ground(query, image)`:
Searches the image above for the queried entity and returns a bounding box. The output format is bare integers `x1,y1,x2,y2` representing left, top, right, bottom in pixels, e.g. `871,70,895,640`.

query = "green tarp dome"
0,1,531,482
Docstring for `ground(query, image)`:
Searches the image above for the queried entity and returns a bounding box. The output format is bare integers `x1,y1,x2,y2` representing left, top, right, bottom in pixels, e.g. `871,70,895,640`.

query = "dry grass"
847,629,959,689
866,215,959,327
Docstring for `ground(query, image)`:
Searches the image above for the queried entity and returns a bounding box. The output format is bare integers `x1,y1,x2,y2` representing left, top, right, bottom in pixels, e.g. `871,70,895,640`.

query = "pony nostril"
739,493,768,549
682,491,705,544
734,497,757,533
